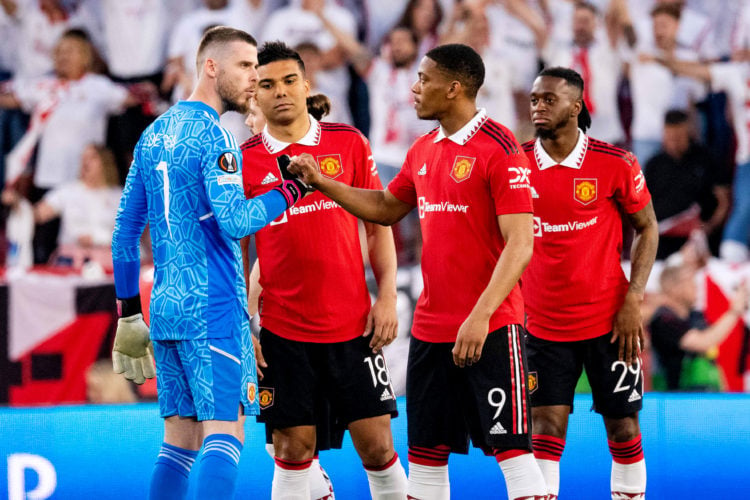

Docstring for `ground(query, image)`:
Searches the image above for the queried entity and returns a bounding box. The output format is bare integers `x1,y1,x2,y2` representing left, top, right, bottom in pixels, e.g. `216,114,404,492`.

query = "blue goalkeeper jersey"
112,100,287,341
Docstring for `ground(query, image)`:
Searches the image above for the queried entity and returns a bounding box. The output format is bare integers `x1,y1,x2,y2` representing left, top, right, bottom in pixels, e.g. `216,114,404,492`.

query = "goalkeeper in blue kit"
110,27,308,500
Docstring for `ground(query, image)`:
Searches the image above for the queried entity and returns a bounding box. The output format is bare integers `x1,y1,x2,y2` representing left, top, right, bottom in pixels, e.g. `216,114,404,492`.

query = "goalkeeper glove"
272,154,313,207
112,295,156,385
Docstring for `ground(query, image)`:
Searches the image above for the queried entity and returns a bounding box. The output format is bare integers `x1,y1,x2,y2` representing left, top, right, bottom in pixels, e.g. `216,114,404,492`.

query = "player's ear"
304,79,311,96
446,80,461,100
204,57,218,78
572,98,582,117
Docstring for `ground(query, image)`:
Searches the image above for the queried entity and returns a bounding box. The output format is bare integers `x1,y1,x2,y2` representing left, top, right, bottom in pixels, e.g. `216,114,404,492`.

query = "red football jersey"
521,133,651,341
241,119,382,343
388,110,533,343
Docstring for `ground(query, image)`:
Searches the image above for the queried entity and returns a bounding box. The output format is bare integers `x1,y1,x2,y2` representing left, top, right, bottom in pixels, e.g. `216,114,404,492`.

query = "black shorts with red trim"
525,331,644,418
406,325,532,454
257,328,398,437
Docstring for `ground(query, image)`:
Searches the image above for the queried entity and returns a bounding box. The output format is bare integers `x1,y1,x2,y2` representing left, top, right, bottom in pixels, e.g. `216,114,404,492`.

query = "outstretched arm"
657,57,712,82
288,153,413,225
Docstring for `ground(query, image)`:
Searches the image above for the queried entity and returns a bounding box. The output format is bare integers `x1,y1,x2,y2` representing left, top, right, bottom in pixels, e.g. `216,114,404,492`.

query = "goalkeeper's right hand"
272,154,313,207
112,313,156,385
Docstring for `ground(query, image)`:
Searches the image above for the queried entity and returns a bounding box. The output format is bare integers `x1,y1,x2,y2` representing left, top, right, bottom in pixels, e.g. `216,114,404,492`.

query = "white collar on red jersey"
434,108,488,145
261,115,321,153
534,129,589,170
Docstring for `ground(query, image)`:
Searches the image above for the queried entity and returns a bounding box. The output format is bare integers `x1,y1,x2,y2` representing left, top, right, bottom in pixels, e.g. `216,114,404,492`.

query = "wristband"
117,295,142,317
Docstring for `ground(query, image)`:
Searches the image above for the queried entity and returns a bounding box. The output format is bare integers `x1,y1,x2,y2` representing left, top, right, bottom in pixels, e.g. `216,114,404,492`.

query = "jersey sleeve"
351,133,383,190
386,148,417,206
488,149,533,215
112,155,147,300
614,152,651,214
201,128,287,239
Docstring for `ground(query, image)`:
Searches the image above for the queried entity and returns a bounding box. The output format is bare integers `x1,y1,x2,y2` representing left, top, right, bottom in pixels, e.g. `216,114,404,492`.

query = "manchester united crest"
574,178,597,205
317,154,343,179
258,387,274,409
247,383,257,404
450,156,476,183
528,372,538,394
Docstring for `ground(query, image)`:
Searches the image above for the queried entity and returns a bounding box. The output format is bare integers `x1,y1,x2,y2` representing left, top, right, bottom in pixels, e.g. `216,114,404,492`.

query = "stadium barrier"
2,393,749,499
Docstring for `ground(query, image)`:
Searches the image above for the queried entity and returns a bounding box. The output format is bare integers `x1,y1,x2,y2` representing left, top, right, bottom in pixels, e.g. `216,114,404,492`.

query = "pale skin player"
110,29,302,500
156,30,260,456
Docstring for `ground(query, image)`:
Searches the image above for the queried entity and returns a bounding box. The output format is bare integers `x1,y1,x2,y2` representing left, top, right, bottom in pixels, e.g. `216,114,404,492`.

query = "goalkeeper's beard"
218,75,251,115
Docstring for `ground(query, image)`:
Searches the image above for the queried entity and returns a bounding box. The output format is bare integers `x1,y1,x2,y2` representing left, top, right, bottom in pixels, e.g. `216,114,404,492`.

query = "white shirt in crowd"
630,0,718,60
9,0,84,79
366,58,434,168
476,48,517,134
710,62,750,165
12,74,128,189
79,0,197,79
484,3,539,93
628,47,705,142
43,181,122,246
0,8,18,73
262,0,358,125
545,37,626,145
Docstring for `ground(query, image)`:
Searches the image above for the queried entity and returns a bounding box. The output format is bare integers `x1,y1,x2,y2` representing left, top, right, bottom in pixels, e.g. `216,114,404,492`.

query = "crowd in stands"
0,0,748,394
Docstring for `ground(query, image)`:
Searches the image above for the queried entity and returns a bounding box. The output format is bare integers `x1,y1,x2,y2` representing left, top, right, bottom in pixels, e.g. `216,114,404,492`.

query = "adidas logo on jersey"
531,187,540,199
628,389,641,403
417,164,427,175
380,388,393,401
489,422,507,435
261,172,279,185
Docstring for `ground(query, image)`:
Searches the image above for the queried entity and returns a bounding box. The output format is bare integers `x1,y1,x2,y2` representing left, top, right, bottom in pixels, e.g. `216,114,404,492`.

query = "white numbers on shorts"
487,387,507,420
364,353,391,388
611,358,641,393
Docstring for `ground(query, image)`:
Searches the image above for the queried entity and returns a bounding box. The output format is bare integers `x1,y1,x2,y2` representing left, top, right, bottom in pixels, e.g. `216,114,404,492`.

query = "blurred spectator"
314,16,431,182
261,0,358,125
394,0,443,58
0,29,135,264
77,0,197,183
164,0,259,142
0,0,86,79
483,0,547,140
645,109,730,259
654,37,750,263
0,5,24,193
33,144,122,270
629,0,719,61
163,0,237,102
544,1,627,145
294,41,349,124
86,359,138,403
649,262,749,391
625,3,706,167
312,15,432,264
441,1,516,131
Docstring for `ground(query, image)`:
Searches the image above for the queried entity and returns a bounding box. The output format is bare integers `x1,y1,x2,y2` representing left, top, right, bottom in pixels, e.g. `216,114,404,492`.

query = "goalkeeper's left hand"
112,305,156,385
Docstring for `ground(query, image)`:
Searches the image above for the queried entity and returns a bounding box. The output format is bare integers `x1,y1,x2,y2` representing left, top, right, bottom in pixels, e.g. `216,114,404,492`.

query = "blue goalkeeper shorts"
153,323,259,421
